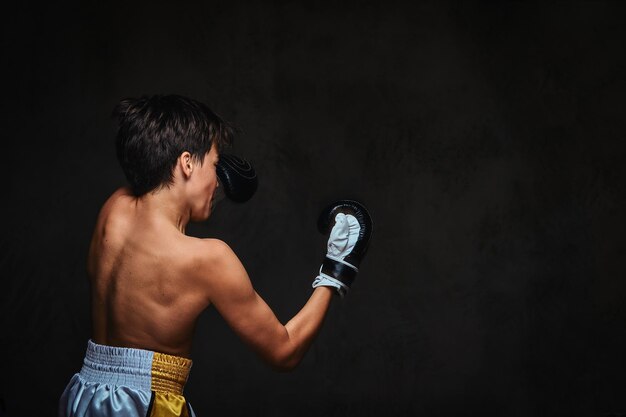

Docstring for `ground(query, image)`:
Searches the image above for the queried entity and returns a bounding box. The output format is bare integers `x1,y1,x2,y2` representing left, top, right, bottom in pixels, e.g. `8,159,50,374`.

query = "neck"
135,187,190,234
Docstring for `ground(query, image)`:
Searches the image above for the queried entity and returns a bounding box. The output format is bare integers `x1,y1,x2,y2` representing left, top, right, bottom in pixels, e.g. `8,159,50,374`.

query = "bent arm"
203,239,333,371
284,286,333,369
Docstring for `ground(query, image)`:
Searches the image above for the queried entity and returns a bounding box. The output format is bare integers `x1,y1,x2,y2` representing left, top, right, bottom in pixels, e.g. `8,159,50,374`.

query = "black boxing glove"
312,200,373,297
215,154,258,203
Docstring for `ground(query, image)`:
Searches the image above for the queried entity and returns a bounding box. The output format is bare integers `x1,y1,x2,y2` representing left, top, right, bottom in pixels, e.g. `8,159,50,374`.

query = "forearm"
281,286,334,369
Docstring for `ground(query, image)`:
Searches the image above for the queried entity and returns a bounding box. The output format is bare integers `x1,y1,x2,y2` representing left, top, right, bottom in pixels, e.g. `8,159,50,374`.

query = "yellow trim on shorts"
148,392,191,417
150,351,193,395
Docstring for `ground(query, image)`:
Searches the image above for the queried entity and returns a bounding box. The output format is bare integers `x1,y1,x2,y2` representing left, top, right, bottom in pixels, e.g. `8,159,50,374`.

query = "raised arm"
202,239,333,371
201,200,372,371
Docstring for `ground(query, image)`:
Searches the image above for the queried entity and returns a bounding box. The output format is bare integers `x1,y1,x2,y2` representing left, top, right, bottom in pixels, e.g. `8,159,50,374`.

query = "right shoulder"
187,238,253,302
188,238,239,273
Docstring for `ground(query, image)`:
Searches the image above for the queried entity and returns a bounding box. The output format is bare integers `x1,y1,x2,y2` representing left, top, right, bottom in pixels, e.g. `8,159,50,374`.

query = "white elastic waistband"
78,339,192,394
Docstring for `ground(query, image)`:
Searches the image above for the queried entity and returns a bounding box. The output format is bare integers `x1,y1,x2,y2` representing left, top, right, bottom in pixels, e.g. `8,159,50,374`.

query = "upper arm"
201,239,293,368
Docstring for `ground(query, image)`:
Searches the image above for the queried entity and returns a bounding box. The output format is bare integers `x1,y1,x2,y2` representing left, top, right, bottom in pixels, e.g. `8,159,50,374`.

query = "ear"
179,151,194,179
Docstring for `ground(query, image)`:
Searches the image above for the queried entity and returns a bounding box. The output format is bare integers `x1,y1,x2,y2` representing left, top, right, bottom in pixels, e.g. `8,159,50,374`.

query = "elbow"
267,346,301,372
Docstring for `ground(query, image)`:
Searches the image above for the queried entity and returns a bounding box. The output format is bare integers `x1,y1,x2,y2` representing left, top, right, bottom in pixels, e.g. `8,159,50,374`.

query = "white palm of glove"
326,213,361,268
313,213,361,297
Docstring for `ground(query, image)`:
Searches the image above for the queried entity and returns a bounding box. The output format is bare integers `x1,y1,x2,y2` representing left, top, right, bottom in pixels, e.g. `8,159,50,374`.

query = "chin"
203,206,213,220
190,210,211,223
198,211,212,222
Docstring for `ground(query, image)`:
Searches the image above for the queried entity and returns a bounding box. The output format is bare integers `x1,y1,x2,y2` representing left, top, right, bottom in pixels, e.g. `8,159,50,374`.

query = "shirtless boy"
58,94,372,417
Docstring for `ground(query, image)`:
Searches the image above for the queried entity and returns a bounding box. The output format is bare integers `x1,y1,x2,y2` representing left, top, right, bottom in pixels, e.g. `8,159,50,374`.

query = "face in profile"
189,144,220,222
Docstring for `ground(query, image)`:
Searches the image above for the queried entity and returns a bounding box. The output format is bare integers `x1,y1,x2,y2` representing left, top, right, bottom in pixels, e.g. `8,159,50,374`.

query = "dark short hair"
112,94,234,196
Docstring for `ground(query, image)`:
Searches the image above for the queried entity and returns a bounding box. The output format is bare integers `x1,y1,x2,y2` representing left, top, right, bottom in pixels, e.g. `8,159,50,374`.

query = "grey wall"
2,2,625,416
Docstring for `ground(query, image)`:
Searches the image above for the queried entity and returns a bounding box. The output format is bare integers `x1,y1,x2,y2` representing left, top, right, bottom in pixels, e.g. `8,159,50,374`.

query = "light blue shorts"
59,340,196,417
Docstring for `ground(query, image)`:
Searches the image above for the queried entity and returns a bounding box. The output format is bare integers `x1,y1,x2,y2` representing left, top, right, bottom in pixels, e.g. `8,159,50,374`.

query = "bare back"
88,188,212,357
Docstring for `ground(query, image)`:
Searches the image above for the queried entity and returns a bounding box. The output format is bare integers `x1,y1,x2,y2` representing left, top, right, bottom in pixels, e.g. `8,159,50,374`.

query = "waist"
79,339,193,395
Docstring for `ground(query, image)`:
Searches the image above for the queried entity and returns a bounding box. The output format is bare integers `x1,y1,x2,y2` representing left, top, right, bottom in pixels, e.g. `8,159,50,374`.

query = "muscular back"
88,188,211,358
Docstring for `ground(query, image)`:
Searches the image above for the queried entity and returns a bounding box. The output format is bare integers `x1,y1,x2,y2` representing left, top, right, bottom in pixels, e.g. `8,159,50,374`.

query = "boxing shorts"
59,339,196,417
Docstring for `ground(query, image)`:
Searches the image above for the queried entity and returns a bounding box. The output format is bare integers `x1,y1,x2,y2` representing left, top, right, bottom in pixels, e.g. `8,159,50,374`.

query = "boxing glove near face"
313,200,373,297
215,154,258,203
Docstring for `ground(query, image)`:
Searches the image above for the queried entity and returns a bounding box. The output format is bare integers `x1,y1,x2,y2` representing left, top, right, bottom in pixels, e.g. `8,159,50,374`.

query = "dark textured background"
2,2,625,416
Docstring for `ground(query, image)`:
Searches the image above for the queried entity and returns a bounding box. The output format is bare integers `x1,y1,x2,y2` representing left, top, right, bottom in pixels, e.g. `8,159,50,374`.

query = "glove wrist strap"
312,275,347,298
320,257,358,288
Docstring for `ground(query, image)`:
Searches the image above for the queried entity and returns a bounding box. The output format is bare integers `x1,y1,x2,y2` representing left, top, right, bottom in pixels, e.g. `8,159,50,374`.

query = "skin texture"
88,144,333,370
